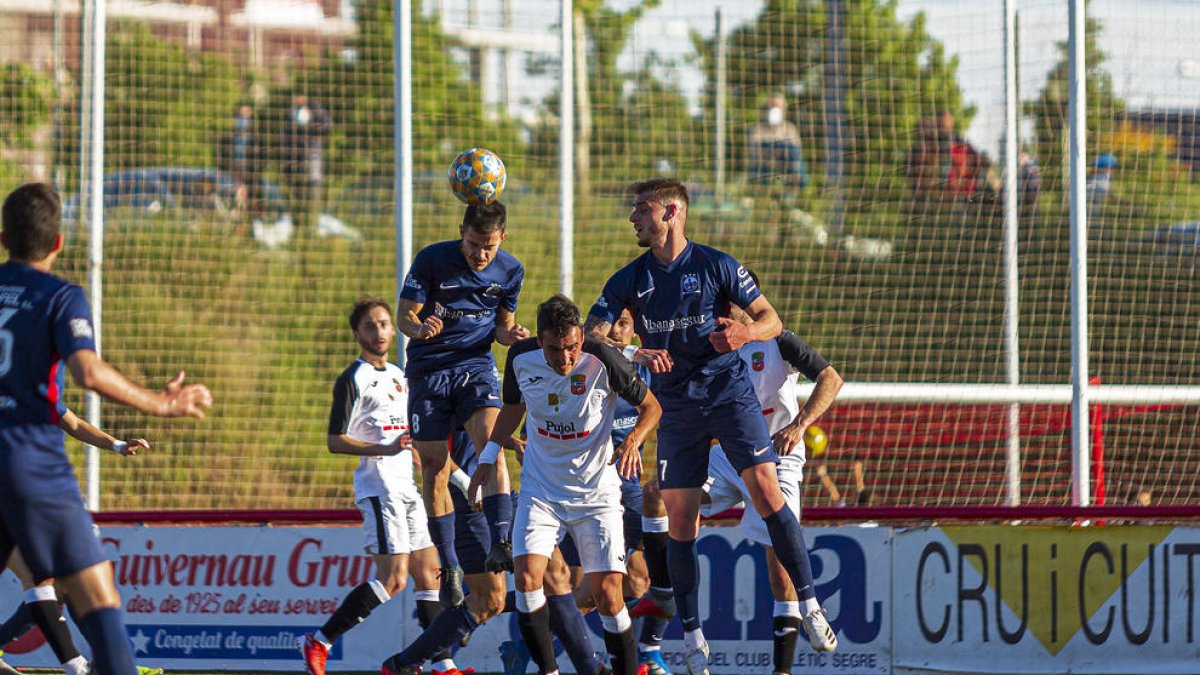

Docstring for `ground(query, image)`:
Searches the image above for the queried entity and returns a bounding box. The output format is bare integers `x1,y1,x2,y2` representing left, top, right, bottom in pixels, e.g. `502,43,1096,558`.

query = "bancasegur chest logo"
570,374,586,395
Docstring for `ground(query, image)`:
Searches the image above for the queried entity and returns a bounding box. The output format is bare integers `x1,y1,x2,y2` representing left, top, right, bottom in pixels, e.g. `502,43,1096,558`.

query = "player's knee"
468,588,506,622
642,480,666,516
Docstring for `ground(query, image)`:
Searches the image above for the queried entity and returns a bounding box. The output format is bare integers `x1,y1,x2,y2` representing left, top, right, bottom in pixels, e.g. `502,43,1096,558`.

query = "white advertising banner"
892,525,1200,674
0,524,890,674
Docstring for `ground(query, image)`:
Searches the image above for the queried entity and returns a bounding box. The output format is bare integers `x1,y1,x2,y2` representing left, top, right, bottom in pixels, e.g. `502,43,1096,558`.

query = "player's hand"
504,435,526,464
611,441,642,480
709,317,752,353
162,371,213,418
467,462,494,510
417,315,444,340
388,433,414,455
633,348,673,373
118,438,150,456
772,422,804,456
502,323,531,345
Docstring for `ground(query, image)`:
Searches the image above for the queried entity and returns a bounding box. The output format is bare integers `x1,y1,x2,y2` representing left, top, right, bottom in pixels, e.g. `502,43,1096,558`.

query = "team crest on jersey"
393,378,404,393
681,273,700,295
484,284,503,297
752,351,765,371
570,374,586,395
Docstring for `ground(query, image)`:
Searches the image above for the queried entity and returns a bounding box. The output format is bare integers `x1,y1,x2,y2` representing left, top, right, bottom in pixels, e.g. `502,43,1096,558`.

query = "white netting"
0,0,1197,509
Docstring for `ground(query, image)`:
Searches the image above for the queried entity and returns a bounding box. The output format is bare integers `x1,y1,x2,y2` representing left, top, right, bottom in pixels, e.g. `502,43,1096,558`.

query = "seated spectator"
748,94,810,188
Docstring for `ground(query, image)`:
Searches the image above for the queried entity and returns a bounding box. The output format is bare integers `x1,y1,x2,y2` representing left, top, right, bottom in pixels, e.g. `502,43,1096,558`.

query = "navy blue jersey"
590,242,761,404
400,240,524,377
0,262,96,488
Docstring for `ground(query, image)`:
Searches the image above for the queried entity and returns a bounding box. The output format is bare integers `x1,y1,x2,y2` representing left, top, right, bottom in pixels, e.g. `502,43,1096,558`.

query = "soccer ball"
804,425,828,458
448,148,507,205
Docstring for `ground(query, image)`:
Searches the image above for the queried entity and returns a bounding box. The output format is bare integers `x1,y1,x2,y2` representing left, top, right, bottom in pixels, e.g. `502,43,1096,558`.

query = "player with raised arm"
586,179,835,675
301,298,470,675
397,201,528,613
381,295,660,675
698,292,843,672
0,182,212,675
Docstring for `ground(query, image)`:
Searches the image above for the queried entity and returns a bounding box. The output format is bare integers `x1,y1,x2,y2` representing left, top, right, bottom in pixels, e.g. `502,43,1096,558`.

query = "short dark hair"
536,294,583,339
2,183,61,261
630,178,689,208
349,296,391,330
463,201,507,234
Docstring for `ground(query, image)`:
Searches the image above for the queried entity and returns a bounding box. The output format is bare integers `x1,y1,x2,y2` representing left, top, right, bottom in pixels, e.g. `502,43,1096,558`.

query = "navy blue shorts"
450,488,491,575
408,365,501,442
655,393,777,489
0,465,105,581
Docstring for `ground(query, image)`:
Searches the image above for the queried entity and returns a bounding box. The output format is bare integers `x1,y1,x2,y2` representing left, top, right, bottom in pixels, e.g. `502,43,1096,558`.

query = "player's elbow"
819,366,844,394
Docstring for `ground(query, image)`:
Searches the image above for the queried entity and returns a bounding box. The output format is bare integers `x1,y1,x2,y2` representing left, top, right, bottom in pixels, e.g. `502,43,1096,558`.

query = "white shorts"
357,492,433,555
513,493,627,574
702,444,804,547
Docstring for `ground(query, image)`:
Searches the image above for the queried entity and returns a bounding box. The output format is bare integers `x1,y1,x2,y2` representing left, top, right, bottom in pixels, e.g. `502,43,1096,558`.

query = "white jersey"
327,359,417,500
503,336,650,506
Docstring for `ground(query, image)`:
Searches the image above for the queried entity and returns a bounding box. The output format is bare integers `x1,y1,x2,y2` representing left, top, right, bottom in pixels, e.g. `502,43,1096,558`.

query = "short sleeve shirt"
0,263,95,428
328,359,417,500
400,240,524,377
502,337,648,505
589,242,761,405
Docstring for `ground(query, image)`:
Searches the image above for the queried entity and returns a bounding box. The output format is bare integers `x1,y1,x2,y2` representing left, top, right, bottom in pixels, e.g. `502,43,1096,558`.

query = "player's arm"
66,350,211,418
327,433,411,457
468,401,526,504
772,330,844,455
493,307,530,346
58,408,148,456
591,339,660,479
396,298,442,340
711,294,783,353
615,389,659,480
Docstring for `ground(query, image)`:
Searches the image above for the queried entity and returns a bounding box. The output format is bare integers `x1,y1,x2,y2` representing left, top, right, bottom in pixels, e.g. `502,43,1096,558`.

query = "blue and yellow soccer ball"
448,148,507,205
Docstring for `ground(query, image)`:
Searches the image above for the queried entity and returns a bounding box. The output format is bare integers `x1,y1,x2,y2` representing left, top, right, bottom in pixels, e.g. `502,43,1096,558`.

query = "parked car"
62,167,360,247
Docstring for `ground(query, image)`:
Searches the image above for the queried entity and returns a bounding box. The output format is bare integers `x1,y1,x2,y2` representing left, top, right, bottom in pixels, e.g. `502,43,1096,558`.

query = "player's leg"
713,397,829,651
620,475,649,604
7,550,87,675
9,482,136,675
410,546,471,675
736,450,835,655
631,481,673,675
764,548,803,673
382,488,518,674
656,412,713,675
462,406,515,572
514,552,557,675
544,547,601,675
410,372,464,606
575,507,636,675
304,494,414,675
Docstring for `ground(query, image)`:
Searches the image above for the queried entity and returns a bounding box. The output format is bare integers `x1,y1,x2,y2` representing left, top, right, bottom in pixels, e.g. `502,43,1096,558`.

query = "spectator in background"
218,104,265,219
937,109,987,202
1087,152,1118,217
281,94,333,219
747,95,809,190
